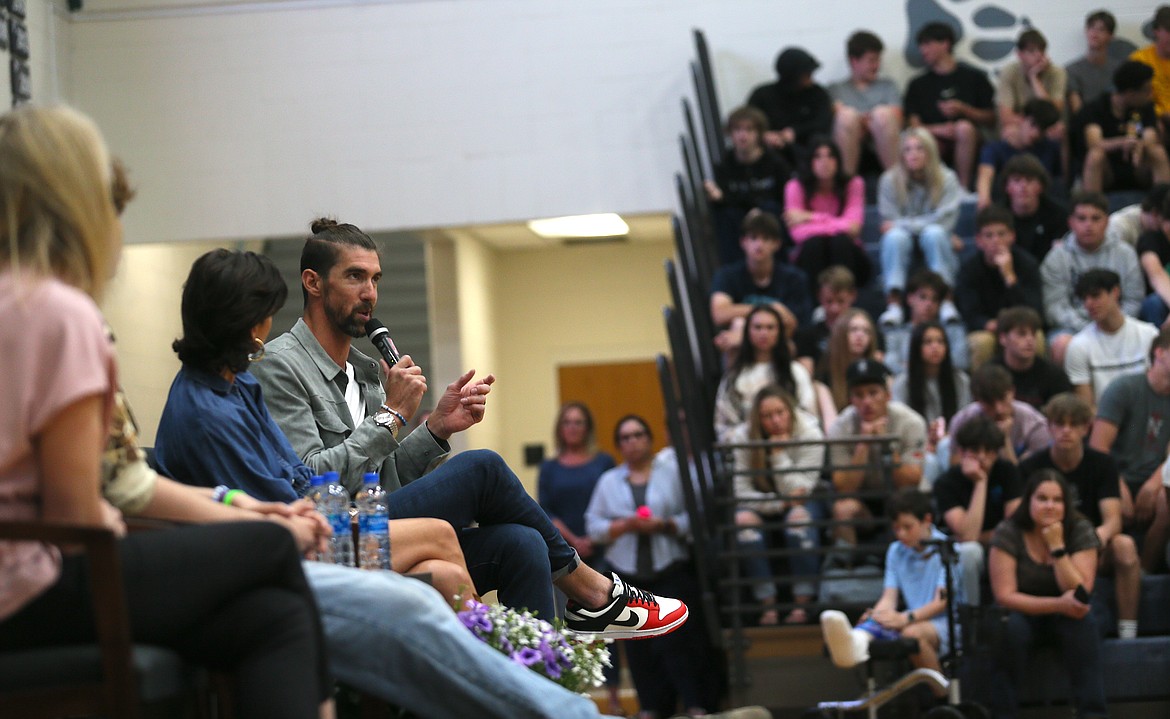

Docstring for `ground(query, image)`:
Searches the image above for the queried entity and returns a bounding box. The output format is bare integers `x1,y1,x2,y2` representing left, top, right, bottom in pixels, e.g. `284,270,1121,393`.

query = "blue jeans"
1140,292,1170,327
386,449,580,620
303,562,610,719
989,610,1107,719
739,501,824,601
880,224,957,292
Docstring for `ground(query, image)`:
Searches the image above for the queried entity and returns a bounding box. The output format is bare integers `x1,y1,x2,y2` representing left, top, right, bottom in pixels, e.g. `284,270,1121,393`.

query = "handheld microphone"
365,318,401,368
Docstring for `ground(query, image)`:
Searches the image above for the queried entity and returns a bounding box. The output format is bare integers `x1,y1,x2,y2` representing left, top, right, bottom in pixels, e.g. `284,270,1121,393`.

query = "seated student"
1020,393,1140,639
827,360,927,549
935,417,1023,605
975,99,1062,210
730,385,826,625
892,321,971,428
949,364,1051,465
1089,328,1170,543
1064,269,1158,406
1041,191,1144,367
881,269,969,375
820,488,958,674
989,307,1073,411
747,47,835,161
1137,189,1170,326
1066,10,1124,116
903,22,996,189
795,265,860,373
711,209,812,352
1130,6,1170,131
877,128,964,325
999,154,1068,265
714,305,817,442
818,307,885,413
987,470,1106,719
0,105,335,719
1072,60,1170,194
156,250,687,635
784,136,871,290
996,29,1067,130
891,321,970,486
704,105,793,266
956,206,1044,368
1104,183,1170,250
829,29,903,175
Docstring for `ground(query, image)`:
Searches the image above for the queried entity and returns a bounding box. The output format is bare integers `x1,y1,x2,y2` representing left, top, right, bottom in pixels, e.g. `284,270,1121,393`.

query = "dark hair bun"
310,217,339,234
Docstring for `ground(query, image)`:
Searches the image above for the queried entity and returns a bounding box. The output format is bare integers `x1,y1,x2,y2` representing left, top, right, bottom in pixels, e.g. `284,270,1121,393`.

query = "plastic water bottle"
321,471,353,566
357,472,392,571
305,474,325,505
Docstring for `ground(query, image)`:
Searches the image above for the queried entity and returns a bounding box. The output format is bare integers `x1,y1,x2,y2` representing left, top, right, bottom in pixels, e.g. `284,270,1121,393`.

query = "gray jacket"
251,319,447,495
1040,232,1144,332
876,166,961,235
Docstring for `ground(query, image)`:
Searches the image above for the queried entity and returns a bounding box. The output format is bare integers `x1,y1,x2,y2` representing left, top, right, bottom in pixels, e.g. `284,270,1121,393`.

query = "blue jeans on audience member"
303,562,611,719
987,610,1107,719
880,224,958,293
1140,293,1169,328
385,449,580,621
739,501,824,602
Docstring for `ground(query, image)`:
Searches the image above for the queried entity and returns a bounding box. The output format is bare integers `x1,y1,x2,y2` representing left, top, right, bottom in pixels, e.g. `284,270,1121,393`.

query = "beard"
325,297,372,338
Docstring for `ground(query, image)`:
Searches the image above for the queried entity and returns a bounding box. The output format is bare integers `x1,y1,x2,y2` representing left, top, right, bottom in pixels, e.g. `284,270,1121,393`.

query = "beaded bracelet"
211,485,230,503
380,404,407,429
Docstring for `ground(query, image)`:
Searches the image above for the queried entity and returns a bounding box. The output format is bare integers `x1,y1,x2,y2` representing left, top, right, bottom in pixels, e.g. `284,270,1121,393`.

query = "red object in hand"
637,505,653,519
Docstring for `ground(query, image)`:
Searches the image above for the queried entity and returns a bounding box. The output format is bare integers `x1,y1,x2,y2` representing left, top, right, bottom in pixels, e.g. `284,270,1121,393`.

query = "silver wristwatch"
373,410,400,439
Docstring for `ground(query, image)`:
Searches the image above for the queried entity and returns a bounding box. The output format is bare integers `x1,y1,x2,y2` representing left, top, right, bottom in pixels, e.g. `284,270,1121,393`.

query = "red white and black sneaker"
563,572,689,640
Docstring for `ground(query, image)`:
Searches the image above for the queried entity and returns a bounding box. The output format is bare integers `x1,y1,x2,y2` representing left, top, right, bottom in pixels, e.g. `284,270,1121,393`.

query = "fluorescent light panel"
527,213,629,239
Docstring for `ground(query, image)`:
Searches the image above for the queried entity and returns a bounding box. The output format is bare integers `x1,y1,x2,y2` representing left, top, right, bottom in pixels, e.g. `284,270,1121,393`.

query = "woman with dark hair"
155,249,479,604
730,385,826,624
892,321,970,426
714,304,817,442
586,416,716,718
0,105,331,718
784,135,872,289
988,469,1107,719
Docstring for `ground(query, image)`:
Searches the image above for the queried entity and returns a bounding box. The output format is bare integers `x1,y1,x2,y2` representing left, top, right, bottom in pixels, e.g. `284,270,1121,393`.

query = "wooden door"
558,360,665,462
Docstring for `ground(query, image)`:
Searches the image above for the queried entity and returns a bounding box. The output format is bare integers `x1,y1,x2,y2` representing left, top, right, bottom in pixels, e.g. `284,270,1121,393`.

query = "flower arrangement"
457,598,611,693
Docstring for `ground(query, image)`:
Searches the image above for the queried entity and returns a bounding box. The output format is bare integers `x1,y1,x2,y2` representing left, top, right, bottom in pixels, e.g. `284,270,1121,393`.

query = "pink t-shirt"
0,271,115,620
783,175,865,244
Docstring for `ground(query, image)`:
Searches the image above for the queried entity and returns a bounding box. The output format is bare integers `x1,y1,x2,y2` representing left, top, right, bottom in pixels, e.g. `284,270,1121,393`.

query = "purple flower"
512,647,542,667
458,605,493,634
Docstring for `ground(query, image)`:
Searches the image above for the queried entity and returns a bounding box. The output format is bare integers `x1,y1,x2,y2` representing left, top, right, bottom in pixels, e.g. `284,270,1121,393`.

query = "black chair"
0,520,199,718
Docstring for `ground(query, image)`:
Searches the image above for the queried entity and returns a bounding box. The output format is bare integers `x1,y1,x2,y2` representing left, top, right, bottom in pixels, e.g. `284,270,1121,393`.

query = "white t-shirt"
1064,316,1159,401
344,361,365,428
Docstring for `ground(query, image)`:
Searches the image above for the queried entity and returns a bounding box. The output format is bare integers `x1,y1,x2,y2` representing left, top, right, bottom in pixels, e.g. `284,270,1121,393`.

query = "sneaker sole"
567,606,690,641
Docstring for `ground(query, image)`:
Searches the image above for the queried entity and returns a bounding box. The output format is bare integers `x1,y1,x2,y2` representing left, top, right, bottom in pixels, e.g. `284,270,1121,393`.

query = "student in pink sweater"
784,136,871,293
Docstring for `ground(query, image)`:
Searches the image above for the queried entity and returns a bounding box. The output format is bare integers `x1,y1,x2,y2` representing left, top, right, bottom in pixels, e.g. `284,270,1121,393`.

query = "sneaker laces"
625,584,660,608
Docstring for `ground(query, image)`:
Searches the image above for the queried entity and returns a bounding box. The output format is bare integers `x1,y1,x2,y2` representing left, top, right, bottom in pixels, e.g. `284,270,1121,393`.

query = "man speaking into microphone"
251,218,690,634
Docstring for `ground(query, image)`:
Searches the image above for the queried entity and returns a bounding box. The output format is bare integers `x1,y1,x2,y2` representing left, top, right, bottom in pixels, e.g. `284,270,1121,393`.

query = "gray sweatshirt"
1040,231,1144,332
877,166,962,235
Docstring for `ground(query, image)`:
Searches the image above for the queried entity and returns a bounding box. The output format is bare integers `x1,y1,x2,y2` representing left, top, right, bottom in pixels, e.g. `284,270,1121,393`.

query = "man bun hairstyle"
299,217,378,305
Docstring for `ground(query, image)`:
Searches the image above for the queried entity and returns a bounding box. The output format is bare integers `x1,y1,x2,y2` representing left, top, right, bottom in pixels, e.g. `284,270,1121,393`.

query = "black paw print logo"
905,0,1140,72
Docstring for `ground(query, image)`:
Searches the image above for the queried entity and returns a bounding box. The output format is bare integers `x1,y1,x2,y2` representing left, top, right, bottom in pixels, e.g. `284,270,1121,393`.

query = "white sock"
1118,619,1138,639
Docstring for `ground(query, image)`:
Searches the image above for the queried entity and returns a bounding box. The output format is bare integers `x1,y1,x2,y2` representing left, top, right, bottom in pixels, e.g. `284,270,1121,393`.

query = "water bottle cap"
324,471,340,482
363,472,379,484
309,475,325,486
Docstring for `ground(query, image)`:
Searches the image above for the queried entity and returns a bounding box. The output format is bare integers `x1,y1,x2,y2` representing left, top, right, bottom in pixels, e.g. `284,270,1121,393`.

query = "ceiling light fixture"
527,213,629,240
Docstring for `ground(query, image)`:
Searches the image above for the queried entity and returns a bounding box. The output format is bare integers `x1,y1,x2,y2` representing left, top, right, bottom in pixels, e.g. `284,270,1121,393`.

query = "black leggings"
0,522,329,718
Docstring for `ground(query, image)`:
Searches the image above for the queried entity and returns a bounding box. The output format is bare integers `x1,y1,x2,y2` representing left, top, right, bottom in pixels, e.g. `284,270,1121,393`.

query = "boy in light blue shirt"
821,488,961,673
